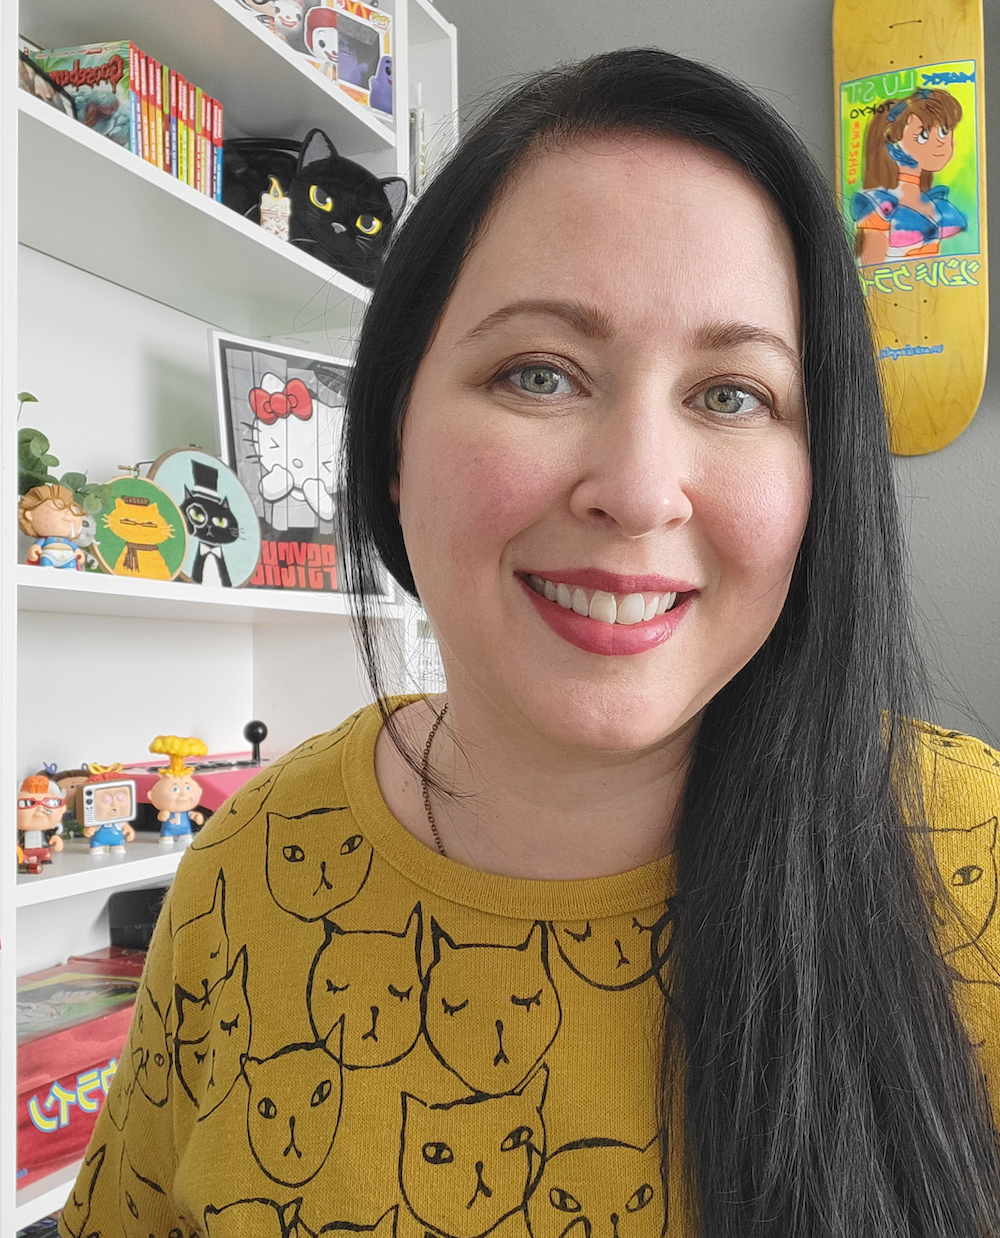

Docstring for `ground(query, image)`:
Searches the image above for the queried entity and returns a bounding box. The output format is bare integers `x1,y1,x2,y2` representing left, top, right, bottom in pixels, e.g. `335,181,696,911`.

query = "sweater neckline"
342,696,677,921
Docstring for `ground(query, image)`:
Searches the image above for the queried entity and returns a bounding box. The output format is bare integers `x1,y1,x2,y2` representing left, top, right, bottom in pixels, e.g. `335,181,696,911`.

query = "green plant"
18,427,111,515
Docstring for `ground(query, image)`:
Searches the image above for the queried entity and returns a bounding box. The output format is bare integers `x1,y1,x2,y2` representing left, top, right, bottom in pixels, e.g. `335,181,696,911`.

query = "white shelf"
411,0,456,44
15,1158,80,1230
15,837,183,908
19,0,396,157
18,93,372,338
17,564,401,625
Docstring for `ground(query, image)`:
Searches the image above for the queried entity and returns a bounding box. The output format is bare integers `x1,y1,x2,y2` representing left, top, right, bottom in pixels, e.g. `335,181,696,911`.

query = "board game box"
16,949,146,1187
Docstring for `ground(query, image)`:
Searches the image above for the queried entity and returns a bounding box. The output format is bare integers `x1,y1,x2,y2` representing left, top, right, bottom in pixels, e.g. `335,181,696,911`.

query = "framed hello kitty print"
212,330,388,596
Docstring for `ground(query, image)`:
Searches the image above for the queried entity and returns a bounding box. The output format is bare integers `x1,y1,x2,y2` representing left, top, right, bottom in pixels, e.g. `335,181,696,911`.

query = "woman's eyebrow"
692,320,800,367
455,298,617,347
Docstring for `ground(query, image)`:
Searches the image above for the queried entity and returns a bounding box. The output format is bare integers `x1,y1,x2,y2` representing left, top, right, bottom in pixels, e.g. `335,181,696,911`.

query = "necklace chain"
421,702,449,857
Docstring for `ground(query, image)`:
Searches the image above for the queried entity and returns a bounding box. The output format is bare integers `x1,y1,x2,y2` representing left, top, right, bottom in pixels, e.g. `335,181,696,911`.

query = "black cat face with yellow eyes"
289,128,407,287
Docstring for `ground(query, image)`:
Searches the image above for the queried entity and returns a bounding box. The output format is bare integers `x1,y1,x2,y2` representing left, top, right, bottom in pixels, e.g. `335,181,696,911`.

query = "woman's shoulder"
189,706,373,851
912,720,1000,829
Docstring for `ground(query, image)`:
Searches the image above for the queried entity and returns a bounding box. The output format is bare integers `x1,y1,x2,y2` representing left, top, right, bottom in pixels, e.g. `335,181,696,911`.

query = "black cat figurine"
288,128,407,287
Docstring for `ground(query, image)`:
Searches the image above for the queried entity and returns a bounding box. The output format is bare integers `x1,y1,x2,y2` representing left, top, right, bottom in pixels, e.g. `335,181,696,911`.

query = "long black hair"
343,49,1000,1238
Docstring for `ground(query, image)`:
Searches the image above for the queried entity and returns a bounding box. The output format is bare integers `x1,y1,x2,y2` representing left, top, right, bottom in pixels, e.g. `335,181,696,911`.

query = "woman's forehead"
440,133,800,353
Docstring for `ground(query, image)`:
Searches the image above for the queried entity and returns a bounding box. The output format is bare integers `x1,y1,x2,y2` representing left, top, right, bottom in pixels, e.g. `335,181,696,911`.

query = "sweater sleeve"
58,884,191,1238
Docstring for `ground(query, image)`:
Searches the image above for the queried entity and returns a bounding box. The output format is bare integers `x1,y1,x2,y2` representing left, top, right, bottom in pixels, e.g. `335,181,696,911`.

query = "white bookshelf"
17,563,402,625
15,837,184,909
18,93,372,340
2,0,457,1230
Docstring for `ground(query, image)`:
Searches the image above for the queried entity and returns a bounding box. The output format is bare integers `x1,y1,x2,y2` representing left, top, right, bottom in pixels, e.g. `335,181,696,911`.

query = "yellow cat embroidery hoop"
91,475,188,581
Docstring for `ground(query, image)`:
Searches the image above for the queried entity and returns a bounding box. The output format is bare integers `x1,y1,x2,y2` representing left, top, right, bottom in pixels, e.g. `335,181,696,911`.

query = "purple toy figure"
369,56,392,116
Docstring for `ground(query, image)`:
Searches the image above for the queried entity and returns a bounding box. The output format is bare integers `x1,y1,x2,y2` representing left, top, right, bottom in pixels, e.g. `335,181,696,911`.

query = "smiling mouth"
523,573,683,626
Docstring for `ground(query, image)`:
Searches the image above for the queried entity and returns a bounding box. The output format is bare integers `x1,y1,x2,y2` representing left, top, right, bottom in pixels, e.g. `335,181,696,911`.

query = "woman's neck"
373,690,695,880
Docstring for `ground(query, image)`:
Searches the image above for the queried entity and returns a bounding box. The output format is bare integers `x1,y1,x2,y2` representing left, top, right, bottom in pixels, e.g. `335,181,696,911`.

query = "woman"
61,50,1000,1238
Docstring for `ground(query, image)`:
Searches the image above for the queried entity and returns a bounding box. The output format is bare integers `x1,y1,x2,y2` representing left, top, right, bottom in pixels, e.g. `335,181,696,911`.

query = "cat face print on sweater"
204,1196,302,1238
551,908,671,991
308,905,422,1067
177,946,251,1115
400,1066,548,1238
130,984,171,1107
120,1146,171,1238
266,807,373,921
173,868,229,1005
527,1137,663,1238
191,766,281,851
60,1143,105,1238
423,921,561,1096
315,1206,399,1237
243,1026,344,1186
928,816,999,955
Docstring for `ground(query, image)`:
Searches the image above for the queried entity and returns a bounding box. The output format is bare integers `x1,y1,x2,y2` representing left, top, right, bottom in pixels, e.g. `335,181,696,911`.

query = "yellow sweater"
59,703,1000,1238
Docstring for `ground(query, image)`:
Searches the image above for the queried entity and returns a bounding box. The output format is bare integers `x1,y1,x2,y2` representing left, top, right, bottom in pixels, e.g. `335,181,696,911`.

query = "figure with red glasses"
16,774,66,871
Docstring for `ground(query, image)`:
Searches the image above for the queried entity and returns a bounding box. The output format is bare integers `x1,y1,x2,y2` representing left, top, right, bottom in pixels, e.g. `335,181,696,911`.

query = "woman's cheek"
429,432,565,568
701,455,810,579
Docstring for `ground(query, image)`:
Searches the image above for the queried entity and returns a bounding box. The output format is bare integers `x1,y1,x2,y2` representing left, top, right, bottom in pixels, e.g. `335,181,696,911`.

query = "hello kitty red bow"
249,378,312,424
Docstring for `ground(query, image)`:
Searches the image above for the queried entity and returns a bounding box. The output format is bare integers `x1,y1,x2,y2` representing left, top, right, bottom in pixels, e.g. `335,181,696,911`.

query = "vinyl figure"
80,767,137,854
148,735,209,845
18,483,86,570
17,775,66,869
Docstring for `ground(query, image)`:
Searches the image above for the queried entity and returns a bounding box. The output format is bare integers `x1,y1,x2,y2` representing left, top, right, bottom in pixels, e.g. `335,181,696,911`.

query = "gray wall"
433,0,1000,741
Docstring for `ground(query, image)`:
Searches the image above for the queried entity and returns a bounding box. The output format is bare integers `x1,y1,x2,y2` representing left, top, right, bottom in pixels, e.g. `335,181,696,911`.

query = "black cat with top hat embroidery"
289,128,407,287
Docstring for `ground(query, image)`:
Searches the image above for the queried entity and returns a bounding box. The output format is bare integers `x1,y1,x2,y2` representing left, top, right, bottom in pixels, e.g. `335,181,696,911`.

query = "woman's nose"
567,396,694,538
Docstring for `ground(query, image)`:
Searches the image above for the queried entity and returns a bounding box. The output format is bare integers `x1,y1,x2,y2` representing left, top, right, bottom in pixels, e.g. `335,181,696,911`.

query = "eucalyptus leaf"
17,392,38,404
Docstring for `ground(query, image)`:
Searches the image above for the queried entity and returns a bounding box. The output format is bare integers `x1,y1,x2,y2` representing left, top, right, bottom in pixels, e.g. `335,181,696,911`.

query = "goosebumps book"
30,41,140,149
213,332,351,594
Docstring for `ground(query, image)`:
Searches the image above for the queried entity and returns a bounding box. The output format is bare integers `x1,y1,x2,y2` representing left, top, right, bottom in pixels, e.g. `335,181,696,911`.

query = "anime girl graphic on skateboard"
851,87,967,266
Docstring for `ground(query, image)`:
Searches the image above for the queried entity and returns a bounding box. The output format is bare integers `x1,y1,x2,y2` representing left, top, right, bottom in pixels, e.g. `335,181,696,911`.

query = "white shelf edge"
17,564,403,624
17,92,373,312
15,843,183,909
204,0,397,148
15,1158,81,1229
411,0,457,41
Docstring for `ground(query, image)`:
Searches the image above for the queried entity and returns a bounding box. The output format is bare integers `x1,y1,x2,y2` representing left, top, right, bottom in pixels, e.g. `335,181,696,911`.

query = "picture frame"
147,448,262,588
211,330,391,597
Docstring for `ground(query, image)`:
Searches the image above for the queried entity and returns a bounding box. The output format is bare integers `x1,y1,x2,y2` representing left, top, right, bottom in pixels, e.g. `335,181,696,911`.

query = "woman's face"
898,112,955,172
396,135,811,753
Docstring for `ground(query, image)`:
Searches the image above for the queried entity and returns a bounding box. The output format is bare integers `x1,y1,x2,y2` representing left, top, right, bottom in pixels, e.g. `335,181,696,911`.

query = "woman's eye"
512,365,572,396
699,384,767,417
916,128,929,144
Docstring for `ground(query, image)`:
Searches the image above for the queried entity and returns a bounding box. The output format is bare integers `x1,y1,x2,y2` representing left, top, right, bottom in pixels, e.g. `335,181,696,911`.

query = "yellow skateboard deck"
833,0,987,455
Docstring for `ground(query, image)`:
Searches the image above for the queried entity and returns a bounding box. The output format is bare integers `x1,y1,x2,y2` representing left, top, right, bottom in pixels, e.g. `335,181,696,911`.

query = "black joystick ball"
243,720,268,765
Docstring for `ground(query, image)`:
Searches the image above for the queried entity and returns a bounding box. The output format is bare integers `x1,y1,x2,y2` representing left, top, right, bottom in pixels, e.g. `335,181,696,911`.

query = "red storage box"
16,948,146,1187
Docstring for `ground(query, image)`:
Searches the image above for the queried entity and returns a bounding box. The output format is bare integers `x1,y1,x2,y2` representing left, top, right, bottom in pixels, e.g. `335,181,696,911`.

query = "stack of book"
28,41,224,201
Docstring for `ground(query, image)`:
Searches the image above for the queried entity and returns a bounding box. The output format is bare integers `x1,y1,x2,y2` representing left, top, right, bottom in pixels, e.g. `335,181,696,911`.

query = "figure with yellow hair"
147,735,209,846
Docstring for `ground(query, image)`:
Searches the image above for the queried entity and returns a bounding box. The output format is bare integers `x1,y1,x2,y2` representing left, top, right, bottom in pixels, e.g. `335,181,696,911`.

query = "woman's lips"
518,574,694,656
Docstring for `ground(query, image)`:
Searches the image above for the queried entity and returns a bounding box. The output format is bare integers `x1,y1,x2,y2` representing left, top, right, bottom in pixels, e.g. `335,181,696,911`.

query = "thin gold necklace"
421,702,449,856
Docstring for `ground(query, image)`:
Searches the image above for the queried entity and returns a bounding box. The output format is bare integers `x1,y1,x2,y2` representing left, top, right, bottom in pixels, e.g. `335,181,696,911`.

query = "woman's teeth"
526,575,678,625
